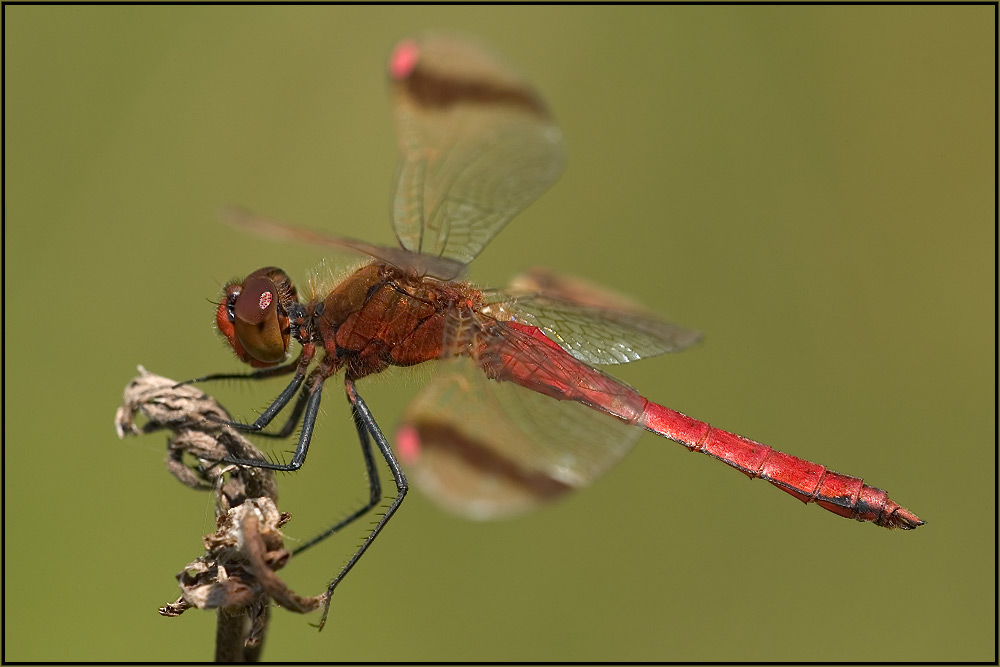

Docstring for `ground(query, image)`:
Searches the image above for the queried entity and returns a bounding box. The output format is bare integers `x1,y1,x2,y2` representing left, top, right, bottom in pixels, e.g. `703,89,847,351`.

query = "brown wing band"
399,66,549,117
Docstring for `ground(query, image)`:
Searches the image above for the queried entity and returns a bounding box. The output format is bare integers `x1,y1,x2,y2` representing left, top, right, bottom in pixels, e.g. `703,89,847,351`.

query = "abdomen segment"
640,402,924,529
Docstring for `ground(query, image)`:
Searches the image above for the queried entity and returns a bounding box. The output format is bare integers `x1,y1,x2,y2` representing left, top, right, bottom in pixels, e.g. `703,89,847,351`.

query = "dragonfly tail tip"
888,506,925,530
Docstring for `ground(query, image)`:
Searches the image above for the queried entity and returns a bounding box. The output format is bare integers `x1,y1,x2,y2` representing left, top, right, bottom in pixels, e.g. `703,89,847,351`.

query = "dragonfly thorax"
307,262,485,380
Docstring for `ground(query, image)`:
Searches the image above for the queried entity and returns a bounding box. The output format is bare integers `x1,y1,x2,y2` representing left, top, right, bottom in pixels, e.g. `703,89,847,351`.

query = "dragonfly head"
215,267,299,367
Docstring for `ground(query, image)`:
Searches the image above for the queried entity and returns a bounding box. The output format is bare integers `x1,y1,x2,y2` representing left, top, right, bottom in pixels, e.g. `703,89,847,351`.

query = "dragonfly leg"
220,373,326,471
290,395,383,557
214,371,307,433
315,378,408,631
190,346,317,436
174,356,302,386
251,387,310,440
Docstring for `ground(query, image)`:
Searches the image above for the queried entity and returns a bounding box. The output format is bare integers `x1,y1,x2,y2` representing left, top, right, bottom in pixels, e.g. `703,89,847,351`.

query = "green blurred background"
4,5,994,662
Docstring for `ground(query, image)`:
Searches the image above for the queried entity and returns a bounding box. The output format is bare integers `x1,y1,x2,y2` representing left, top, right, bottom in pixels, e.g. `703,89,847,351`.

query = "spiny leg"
316,378,408,631
218,371,306,435
176,357,302,386
251,386,310,440
291,395,383,557
221,373,326,472
187,348,316,437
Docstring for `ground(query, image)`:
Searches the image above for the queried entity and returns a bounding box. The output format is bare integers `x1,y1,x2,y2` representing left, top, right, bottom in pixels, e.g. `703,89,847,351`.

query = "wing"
396,357,640,521
483,267,703,366
387,33,566,266
219,206,466,280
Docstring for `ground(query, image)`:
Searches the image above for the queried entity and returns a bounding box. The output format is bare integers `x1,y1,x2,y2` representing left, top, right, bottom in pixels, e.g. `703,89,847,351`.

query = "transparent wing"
219,206,466,280
387,33,566,266
396,357,640,521
484,267,703,366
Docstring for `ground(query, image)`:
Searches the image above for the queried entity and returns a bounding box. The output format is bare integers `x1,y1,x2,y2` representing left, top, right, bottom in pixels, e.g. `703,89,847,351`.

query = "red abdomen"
485,321,923,530
639,402,923,529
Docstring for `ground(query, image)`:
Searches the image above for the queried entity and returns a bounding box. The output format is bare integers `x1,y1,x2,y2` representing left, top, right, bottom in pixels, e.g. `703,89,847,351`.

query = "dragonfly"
188,33,923,629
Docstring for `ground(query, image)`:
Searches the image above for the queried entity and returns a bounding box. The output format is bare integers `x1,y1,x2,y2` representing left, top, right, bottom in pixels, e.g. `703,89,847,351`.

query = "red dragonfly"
191,34,923,628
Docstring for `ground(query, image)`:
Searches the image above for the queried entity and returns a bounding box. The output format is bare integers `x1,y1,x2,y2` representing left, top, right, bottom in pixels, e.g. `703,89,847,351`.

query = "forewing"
396,357,639,521
488,267,702,365
387,34,566,265
219,206,465,280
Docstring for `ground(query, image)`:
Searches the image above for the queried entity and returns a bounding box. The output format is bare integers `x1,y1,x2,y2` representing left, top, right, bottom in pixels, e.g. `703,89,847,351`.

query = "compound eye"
232,275,288,363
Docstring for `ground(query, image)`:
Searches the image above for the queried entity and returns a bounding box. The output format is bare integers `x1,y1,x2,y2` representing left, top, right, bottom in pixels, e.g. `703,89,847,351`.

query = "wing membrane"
397,357,639,520
487,267,702,366
219,206,465,280
388,34,566,265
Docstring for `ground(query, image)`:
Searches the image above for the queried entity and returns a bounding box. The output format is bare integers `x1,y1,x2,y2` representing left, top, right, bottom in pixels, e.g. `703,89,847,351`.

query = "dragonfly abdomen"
638,402,924,529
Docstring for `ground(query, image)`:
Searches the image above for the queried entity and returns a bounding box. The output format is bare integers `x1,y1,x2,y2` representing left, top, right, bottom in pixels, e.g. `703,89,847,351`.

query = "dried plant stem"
116,366,326,661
